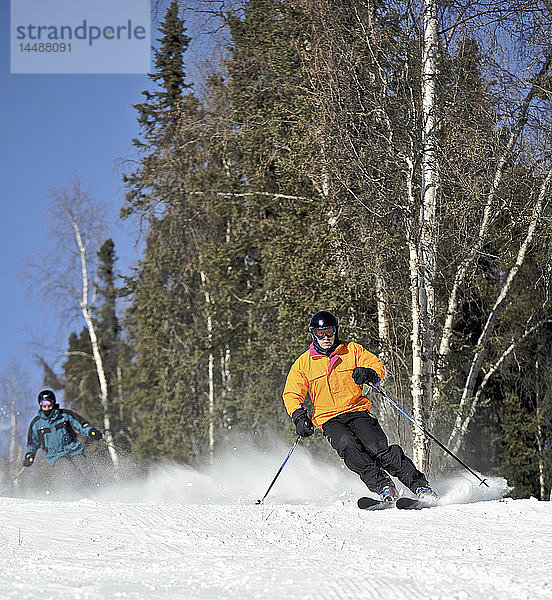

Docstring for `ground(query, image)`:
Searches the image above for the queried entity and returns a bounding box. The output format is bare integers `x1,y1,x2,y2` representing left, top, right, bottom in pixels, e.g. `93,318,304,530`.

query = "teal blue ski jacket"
26,407,95,465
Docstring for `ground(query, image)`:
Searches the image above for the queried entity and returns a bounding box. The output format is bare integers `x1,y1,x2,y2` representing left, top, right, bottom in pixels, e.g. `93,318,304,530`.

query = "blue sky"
1,0,151,410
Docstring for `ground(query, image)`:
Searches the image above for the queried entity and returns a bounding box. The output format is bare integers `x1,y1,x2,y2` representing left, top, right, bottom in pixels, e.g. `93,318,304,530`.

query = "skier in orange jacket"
283,311,436,502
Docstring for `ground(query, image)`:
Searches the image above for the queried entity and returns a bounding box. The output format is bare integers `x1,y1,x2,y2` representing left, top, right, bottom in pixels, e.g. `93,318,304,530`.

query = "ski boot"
415,485,439,505
380,484,397,502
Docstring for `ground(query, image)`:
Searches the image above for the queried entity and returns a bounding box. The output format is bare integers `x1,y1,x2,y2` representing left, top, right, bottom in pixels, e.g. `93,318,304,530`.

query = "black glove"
291,408,315,438
23,452,35,467
88,428,102,440
352,367,379,386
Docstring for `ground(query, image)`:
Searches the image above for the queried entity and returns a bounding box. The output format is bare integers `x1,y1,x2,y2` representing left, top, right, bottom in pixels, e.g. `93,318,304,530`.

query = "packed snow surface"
2,440,550,599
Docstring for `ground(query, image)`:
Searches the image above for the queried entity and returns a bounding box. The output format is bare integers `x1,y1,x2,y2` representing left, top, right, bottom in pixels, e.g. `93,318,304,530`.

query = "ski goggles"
39,399,53,408
312,326,336,339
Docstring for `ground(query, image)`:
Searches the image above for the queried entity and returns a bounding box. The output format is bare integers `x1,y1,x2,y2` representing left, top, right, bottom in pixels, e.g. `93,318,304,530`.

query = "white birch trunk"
411,0,439,473
221,349,231,392
207,341,215,462
375,272,390,365
71,217,119,469
116,366,125,421
10,399,17,464
536,431,546,501
200,270,215,463
221,222,232,410
403,152,425,462
535,359,546,501
409,234,424,465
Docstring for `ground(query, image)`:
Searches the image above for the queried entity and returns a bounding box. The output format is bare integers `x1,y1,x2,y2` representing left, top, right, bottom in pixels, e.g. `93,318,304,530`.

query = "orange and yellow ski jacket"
283,341,385,428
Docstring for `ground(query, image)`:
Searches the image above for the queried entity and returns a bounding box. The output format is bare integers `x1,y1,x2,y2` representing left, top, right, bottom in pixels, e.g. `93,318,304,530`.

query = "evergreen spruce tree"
95,239,121,393
116,0,552,494
499,393,541,499
220,1,420,451
121,1,218,462
123,0,192,218
62,328,98,411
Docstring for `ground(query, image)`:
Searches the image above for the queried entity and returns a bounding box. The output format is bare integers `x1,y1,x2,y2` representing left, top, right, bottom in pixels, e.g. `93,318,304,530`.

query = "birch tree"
0,362,31,470
447,164,552,453
434,4,552,455
408,0,439,471
293,0,552,472
27,178,119,469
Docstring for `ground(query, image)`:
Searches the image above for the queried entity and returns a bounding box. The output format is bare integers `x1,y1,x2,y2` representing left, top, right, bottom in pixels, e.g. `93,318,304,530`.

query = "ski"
357,497,395,510
359,496,439,510
396,497,436,510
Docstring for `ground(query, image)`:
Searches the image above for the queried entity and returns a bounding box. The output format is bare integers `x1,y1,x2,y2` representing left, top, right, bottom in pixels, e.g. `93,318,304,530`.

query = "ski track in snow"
1,445,551,599
2,494,551,599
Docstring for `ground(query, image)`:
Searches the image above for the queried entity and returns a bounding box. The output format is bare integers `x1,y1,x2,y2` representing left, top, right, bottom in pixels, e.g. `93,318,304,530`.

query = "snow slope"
2,441,550,600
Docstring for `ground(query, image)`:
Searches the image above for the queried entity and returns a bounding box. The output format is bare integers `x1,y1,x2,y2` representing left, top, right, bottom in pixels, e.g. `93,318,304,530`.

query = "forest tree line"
8,0,552,500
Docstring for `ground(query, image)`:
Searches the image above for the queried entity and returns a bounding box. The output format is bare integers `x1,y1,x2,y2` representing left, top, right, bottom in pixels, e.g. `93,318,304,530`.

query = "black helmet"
308,311,340,355
309,311,338,331
38,389,57,406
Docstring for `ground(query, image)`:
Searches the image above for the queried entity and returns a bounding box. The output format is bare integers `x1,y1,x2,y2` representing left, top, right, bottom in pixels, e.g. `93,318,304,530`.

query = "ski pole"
12,466,25,486
256,435,302,504
369,384,489,487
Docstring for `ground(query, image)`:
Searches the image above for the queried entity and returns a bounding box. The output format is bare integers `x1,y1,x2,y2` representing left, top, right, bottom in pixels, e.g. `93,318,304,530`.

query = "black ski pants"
322,411,428,495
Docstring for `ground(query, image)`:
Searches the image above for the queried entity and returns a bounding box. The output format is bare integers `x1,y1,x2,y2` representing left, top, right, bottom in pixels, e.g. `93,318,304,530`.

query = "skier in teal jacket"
23,390,102,474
